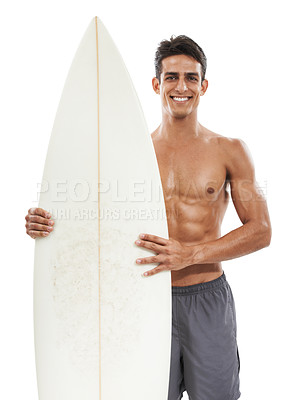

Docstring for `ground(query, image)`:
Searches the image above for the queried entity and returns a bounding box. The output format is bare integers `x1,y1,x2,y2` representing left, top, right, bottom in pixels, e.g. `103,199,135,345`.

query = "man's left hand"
135,233,195,277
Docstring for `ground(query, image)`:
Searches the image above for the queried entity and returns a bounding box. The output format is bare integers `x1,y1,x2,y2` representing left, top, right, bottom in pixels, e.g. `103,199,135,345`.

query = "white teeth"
172,97,189,102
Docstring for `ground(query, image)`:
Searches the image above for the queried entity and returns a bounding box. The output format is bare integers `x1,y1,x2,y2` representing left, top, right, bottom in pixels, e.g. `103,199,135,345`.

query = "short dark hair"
154,35,207,83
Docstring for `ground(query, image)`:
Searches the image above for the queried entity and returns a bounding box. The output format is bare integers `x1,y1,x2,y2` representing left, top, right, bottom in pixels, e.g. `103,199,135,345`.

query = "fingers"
138,233,168,246
142,265,166,277
28,207,51,218
136,255,169,279
135,238,163,253
26,221,54,231
28,230,51,239
25,207,54,239
136,255,160,265
26,222,54,238
135,234,169,274
27,215,54,226
136,254,167,277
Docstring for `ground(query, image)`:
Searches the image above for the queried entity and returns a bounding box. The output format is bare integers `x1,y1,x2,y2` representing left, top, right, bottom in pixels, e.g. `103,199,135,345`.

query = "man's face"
152,54,208,119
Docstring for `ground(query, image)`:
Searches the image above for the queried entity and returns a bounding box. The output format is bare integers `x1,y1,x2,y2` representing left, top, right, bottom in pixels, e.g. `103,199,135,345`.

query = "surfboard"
33,17,171,400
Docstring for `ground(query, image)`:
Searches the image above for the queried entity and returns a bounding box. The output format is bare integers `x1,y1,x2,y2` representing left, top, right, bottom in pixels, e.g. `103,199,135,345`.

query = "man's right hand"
25,207,55,239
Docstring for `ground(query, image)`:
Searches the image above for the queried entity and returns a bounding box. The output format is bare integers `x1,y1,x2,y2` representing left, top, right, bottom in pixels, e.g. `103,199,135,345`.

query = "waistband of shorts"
171,271,227,295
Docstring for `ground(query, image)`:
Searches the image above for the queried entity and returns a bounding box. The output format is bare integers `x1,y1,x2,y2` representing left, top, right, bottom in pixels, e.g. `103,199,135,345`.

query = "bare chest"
153,141,228,202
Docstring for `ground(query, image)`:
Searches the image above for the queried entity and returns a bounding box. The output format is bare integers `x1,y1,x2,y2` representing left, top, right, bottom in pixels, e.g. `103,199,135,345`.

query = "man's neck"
155,112,203,141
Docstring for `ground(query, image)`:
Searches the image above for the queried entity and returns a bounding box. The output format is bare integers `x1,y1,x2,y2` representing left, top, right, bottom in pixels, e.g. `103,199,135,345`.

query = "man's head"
154,35,207,84
152,35,208,120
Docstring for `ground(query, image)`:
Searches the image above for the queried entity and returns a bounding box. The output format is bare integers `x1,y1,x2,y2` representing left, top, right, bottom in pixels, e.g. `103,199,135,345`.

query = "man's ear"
200,79,208,96
152,77,160,94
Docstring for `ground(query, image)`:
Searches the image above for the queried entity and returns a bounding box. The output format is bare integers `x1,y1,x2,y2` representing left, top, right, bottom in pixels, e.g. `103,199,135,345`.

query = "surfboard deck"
34,17,171,400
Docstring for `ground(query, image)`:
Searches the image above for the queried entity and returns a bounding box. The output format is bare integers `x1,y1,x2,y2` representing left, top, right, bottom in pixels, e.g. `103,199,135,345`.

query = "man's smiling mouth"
170,96,192,102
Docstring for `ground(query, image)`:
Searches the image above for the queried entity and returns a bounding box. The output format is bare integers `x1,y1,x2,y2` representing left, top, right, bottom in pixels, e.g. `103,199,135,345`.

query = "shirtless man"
25,35,272,400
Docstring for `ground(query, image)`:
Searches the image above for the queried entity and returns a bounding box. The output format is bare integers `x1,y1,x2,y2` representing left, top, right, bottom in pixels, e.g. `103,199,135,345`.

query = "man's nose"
175,77,187,92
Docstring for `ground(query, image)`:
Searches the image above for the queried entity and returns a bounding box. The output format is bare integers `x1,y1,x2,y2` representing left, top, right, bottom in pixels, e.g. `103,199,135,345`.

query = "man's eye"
188,76,198,81
166,76,176,80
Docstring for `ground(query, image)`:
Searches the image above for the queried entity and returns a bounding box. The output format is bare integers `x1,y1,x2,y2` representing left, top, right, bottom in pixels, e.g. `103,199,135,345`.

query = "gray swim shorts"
168,272,241,400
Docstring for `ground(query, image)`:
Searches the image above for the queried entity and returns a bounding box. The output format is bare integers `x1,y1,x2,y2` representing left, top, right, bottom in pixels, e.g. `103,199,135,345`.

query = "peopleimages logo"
35,178,268,203
34,177,268,221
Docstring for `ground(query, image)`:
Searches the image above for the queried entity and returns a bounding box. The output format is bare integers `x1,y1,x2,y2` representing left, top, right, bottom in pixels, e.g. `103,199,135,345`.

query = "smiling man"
25,35,271,400
133,35,272,400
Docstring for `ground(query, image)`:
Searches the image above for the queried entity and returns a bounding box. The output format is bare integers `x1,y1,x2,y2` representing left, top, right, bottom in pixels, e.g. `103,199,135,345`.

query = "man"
25,35,272,400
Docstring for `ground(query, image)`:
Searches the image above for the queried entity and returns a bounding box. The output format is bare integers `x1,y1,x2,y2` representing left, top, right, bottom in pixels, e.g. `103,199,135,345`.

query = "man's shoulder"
205,130,251,173
215,134,254,178
204,128,245,148
218,135,250,160
204,128,246,151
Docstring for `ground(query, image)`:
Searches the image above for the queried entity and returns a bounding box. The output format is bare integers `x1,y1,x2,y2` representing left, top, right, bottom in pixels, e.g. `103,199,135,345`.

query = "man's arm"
190,138,272,264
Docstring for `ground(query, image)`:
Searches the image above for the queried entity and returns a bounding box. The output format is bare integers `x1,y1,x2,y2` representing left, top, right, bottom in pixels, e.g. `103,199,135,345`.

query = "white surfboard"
34,17,171,400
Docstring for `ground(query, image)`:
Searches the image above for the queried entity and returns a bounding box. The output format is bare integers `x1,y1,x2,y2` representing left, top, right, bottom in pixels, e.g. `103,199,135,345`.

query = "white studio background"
0,0,299,399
